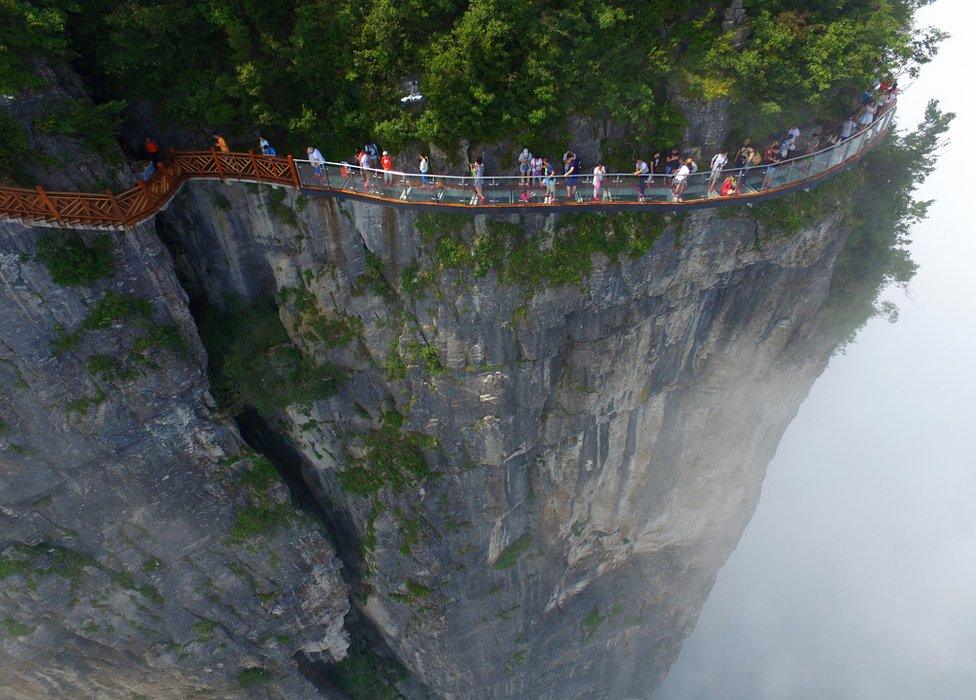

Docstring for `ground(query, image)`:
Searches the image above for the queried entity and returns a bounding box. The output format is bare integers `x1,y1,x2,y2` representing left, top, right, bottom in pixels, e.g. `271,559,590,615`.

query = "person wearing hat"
380,150,394,185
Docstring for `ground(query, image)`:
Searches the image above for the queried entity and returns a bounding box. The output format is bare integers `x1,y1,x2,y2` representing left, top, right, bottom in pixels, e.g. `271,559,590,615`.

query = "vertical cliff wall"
0,220,348,697
155,180,850,697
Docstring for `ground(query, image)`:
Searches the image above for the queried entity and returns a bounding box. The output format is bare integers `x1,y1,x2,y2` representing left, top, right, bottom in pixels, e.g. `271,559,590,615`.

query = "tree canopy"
0,0,944,169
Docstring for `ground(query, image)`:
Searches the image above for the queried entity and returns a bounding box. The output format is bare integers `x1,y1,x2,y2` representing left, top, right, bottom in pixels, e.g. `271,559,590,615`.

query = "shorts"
520,164,530,174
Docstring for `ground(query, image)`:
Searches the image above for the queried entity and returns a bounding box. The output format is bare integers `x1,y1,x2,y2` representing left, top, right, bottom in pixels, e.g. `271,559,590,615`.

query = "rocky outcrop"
155,180,850,697
0,218,348,697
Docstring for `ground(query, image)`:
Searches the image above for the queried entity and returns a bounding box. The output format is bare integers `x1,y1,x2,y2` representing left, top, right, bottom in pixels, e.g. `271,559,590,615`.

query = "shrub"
199,300,339,416
2,618,34,638
491,533,532,570
236,667,273,687
228,504,292,541
35,233,115,287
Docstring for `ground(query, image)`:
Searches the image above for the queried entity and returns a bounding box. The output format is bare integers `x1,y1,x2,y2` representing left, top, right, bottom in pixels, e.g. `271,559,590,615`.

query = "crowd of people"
195,79,898,206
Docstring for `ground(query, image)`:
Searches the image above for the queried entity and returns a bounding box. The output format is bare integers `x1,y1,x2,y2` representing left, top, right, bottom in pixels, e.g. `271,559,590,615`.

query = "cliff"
0,218,348,697
148,179,850,697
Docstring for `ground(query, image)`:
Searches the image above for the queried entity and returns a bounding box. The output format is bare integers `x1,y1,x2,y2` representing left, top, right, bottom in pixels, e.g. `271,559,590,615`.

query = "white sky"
655,1,976,697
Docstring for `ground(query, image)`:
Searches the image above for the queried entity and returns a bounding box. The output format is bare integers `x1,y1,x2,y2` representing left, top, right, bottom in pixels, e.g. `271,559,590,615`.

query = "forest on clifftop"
0,0,942,176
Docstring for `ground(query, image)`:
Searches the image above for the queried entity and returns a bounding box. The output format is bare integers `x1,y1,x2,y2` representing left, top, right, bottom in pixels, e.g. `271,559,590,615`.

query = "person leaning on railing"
307,146,326,181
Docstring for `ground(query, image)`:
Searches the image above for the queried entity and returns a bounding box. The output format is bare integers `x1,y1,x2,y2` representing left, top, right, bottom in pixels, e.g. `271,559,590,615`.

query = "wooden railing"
0,150,300,229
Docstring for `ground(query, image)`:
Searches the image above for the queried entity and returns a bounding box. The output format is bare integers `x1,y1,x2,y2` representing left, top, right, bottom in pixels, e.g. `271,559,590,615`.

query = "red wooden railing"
0,150,299,229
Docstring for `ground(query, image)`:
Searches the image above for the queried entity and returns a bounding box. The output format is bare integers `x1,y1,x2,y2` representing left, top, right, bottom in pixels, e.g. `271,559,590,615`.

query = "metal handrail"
0,103,894,229
291,106,894,206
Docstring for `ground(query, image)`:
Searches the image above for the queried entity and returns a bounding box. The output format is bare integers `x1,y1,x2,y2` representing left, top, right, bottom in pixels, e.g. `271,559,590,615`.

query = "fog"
654,1,976,697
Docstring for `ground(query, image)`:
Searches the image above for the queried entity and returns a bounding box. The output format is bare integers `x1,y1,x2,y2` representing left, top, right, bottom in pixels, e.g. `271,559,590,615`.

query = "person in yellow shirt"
212,132,229,152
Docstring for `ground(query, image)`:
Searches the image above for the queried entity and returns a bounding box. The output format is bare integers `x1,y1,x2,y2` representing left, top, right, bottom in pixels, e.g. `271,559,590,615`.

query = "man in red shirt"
144,136,160,164
381,151,394,185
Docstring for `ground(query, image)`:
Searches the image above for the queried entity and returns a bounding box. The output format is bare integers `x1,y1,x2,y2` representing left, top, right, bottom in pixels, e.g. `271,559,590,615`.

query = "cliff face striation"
0,217,348,697
150,179,851,697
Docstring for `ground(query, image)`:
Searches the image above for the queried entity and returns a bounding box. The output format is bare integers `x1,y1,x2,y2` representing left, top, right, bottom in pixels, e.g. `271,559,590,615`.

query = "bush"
236,667,273,687
199,300,339,416
34,99,126,162
491,534,532,570
35,233,115,287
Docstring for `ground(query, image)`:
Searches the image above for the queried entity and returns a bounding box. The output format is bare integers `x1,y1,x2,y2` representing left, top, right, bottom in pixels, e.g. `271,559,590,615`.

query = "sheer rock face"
0,220,348,698
157,182,848,697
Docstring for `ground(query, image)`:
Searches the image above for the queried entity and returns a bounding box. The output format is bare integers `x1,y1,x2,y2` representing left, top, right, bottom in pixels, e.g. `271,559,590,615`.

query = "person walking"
213,133,229,153
258,134,276,156
470,157,486,204
651,151,662,174
380,151,395,186
634,158,650,202
357,149,372,190
542,158,556,203
518,148,532,186
708,149,727,195
858,102,877,126
592,162,606,201
143,136,160,165
839,117,856,140
419,154,431,189
531,154,544,186
563,152,580,200
672,158,692,201
365,142,379,170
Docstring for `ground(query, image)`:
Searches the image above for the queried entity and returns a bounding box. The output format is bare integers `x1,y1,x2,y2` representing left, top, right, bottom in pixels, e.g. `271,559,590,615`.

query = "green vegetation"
34,98,126,161
278,284,362,349
35,233,115,287
338,410,436,497
491,533,532,570
226,450,296,544
0,543,102,594
352,249,393,301
0,110,33,182
821,99,953,346
416,213,667,290
1,1,939,179
2,618,34,638
236,667,273,688
66,387,106,415
228,504,293,542
199,299,339,416
192,618,219,641
383,345,406,382
51,291,185,412
326,636,406,700
404,339,443,376
264,186,300,228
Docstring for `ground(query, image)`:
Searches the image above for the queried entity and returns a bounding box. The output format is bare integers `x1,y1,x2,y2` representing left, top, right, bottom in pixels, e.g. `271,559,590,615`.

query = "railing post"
211,148,226,181
105,190,126,227
288,155,301,189
248,149,260,181
35,185,59,222
137,179,155,205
